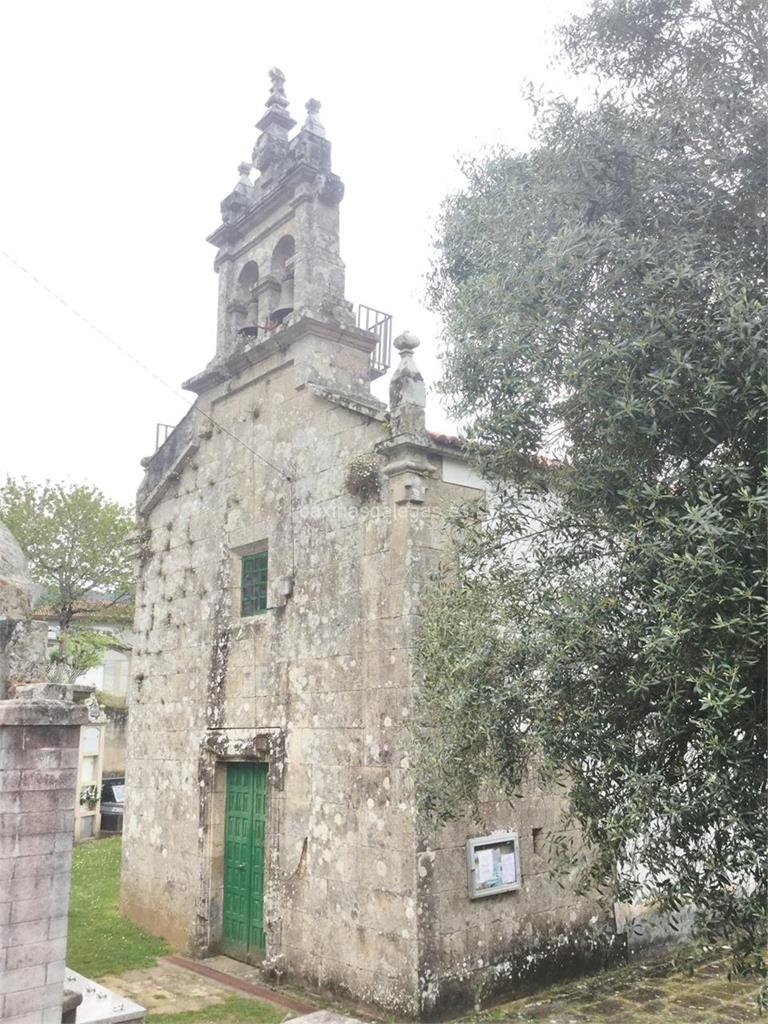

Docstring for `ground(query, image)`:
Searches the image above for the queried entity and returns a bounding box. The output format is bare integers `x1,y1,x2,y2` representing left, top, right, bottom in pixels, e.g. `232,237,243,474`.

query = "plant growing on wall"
345,453,381,502
79,784,99,809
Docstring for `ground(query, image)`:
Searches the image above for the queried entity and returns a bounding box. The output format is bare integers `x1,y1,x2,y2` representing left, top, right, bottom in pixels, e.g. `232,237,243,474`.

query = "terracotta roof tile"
427,430,465,450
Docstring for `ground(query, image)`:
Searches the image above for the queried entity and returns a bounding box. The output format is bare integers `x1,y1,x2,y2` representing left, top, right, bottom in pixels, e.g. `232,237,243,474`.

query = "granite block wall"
0,700,87,1024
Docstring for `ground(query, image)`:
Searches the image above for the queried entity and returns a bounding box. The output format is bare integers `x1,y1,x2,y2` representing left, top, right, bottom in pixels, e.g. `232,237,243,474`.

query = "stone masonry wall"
0,699,87,1024
122,331,423,1014
122,323,618,1017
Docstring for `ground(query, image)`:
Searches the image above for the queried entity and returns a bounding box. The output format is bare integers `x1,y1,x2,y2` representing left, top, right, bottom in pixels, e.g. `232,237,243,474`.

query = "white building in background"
36,601,134,832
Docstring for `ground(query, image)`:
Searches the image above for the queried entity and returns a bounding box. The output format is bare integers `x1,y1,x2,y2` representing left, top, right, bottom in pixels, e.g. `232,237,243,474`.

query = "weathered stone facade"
121,71,620,1018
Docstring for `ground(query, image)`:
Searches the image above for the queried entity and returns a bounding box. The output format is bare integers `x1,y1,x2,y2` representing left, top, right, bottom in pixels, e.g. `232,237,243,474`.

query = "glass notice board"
466,831,521,898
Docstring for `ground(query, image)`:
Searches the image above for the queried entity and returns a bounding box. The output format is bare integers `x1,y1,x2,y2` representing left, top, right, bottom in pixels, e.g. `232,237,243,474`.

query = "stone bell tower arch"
209,67,354,361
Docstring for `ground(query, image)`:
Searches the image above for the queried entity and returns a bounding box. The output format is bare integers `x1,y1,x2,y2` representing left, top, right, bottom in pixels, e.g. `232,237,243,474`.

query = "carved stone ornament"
303,97,325,137
237,162,252,187
253,132,287,172
319,172,345,205
266,66,289,110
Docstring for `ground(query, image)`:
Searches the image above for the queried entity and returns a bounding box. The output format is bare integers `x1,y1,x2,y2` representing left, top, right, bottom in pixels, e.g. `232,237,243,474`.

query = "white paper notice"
476,849,495,883
500,852,517,885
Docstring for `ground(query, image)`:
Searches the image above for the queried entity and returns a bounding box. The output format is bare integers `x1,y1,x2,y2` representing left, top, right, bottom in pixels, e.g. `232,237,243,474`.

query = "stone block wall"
121,342,424,1013
122,322,617,1018
0,699,87,1024
1,619,48,700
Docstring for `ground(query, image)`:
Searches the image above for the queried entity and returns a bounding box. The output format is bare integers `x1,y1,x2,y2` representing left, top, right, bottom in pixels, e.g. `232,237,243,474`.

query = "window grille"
241,550,268,616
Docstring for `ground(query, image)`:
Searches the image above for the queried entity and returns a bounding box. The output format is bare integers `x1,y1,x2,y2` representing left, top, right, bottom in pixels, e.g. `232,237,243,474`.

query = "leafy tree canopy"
49,629,117,687
0,478,135,634
421,0,766,974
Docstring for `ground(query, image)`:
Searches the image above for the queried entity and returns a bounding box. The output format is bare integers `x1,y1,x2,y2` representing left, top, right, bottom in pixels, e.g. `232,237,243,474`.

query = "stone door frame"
195,727,285,959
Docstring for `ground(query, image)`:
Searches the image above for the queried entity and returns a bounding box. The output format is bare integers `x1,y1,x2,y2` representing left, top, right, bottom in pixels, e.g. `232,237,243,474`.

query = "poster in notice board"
466,832,521,898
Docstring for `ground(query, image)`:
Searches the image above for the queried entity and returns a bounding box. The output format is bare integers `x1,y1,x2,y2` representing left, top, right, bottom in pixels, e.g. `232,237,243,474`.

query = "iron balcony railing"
155,423,175,451
357,303,392,378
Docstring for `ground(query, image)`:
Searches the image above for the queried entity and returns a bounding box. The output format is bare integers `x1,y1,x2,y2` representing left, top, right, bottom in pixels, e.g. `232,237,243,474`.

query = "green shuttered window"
241,550,268,616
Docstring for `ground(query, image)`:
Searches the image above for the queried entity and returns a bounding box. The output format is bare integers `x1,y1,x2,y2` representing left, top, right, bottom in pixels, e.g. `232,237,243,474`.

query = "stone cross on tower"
252,66,297,173
266,66,289,108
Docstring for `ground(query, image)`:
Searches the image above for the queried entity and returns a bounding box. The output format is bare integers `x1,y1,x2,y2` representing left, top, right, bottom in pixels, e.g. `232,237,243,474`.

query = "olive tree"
420,0,766,975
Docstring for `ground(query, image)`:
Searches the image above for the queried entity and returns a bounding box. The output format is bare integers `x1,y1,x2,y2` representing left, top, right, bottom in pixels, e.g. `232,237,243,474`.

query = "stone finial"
221,162,253,222
253,67,296,171
382,332,433,502
266,67,290,110
232,162,253,197
394,331,420,354
303,98,325,137
389,331,427,439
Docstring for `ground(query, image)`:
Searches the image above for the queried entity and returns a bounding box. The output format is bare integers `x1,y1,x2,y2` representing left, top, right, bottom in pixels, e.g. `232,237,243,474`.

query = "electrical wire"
0,248,292,484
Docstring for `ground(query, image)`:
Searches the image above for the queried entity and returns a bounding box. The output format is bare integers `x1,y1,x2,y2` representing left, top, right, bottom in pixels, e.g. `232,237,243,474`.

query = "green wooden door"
222,762,268,958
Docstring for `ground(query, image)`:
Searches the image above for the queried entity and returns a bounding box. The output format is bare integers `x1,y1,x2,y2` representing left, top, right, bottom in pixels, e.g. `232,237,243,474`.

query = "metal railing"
357,303,392,378
155,423,175,451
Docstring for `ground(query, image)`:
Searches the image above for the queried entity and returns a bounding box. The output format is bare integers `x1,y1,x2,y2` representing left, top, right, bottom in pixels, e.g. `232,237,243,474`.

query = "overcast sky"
0,0,585,507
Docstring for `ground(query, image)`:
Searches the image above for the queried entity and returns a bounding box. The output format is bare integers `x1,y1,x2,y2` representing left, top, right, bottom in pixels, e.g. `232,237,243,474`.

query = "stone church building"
121,69,619,1018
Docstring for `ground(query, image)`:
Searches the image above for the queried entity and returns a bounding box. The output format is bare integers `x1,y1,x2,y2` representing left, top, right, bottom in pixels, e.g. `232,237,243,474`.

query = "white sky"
0,0,585,508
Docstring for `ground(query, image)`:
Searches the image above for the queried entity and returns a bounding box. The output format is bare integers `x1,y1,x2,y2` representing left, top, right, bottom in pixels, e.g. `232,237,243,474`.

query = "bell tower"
207,68,354,361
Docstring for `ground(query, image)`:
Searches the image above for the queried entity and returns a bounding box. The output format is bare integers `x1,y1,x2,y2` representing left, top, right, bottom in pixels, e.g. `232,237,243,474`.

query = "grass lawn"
67,836,169,978
148,996,286,1023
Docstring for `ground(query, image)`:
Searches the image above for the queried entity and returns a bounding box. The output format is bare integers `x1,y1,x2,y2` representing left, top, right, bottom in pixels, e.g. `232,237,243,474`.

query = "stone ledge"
0,700,88,728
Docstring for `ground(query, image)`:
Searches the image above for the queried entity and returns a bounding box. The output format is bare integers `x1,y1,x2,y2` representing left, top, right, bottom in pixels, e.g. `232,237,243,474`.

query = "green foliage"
0,477,135,632
79,783,100,809
49,628,116,685
68,837,169,977
415,553,538,821
423,0,766,975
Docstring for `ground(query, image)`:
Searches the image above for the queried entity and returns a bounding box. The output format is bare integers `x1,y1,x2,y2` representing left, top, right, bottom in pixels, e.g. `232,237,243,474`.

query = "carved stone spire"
253,67,296,172
303,98,325,138
266,66,289,111
220,161,254,223
389,331,427,439
381,332,434,504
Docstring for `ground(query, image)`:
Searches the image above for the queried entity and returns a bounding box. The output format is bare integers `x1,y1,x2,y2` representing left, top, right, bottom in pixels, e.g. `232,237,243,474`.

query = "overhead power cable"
0,249,292,483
